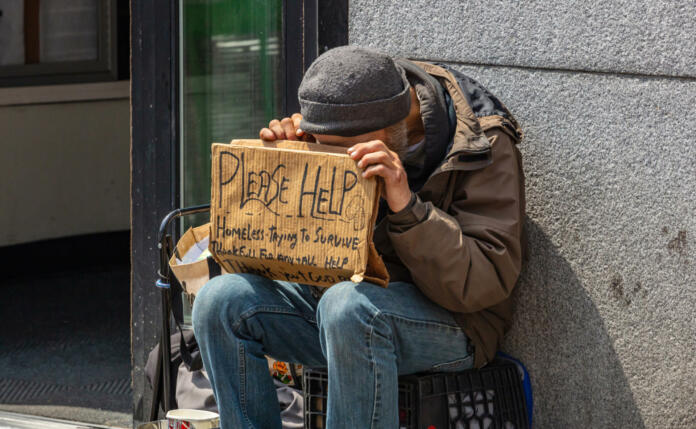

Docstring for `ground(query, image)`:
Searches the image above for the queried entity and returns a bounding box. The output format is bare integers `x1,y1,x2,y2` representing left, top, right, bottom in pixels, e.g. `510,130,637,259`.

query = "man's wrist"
387,189,414,213
388,192,417,216
387,192,429,227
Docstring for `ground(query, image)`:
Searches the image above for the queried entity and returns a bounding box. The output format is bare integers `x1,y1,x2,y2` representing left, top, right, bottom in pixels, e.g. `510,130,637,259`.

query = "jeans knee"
192,276,226,337
192,273,265,338
317,281,377,335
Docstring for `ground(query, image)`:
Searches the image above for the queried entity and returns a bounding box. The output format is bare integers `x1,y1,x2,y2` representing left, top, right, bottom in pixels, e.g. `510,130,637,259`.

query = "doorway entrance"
131,0,347,424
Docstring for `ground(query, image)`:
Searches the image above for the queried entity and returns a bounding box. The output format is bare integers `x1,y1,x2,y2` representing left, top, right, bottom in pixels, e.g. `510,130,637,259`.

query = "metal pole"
155,204,210,414
159,284,172,411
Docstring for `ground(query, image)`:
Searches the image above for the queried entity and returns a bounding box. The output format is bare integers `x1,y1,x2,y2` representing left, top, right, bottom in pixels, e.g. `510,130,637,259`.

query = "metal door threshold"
0,411,124,429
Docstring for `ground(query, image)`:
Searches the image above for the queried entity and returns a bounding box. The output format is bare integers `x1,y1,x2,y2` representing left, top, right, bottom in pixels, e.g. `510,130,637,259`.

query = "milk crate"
303,359,529,429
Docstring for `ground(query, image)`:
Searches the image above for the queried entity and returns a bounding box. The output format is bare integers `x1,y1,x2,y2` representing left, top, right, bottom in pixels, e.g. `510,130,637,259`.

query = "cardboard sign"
209,139,389,288
169,223,227,298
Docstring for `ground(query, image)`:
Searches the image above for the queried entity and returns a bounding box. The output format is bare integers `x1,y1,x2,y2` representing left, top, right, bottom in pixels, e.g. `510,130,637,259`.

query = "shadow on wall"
504,218,646,428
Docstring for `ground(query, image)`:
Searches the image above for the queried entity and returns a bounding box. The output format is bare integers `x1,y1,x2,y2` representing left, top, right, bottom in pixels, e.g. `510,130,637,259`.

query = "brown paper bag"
169,223,227,298
209,139,389,288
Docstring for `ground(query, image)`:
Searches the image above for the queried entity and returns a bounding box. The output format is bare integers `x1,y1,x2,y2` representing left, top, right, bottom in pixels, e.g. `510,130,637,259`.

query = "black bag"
145,327,214,411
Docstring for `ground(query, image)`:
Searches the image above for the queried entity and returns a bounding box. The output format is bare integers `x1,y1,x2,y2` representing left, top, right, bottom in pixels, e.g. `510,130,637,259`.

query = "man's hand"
348,140,412,213
259,113,315,142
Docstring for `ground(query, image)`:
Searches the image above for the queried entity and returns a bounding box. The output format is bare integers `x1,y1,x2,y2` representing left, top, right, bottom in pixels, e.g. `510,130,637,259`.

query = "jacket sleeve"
386,132,524,313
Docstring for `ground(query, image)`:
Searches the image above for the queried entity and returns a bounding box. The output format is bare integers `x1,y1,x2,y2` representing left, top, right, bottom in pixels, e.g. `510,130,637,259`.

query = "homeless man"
192,46,525,429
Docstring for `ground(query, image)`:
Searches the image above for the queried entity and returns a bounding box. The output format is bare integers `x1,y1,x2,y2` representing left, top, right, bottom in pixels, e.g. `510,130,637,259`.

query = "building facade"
131,1,694,428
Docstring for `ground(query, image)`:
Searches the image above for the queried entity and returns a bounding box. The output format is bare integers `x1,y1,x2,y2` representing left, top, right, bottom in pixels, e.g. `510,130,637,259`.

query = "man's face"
313,121,408,159
313,129,388,149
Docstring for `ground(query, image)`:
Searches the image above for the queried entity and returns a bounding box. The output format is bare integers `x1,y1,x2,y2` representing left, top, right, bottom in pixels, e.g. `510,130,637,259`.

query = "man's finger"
280,117,297,141
292,114,306,137
268,119,286,139
361,163,391,180
351,140,388,152
291,113,303,131
260,128,276,141
356,151,397,170
347,140,389,160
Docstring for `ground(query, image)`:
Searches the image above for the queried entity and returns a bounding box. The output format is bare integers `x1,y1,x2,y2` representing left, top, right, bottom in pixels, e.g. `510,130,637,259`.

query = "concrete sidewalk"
0,232,131,428
0,411,125,429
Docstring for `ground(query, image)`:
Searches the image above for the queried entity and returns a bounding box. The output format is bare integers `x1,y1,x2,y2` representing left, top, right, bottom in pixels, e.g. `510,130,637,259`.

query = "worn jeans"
191,273,474,429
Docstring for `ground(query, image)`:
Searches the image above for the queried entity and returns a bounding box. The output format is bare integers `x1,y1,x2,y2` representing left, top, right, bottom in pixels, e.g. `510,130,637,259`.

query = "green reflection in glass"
181,0,283,213
180,0,284,323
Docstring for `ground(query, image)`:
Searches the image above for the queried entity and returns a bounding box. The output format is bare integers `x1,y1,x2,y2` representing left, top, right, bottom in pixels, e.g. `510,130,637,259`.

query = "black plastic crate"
303,368,328,429
402,359,529,429
303,369,415,429
303,360,528,429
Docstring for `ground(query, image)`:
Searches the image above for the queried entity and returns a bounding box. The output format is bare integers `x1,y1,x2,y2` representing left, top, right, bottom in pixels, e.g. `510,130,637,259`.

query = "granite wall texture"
350,1,695,427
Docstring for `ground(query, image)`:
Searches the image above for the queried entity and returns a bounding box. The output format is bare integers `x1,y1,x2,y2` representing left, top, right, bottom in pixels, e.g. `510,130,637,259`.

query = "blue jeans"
192,273,474,429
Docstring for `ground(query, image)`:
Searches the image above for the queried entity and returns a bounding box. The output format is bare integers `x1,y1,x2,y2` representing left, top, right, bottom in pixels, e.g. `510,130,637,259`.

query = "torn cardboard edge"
169,223,228,297
209,139,389,288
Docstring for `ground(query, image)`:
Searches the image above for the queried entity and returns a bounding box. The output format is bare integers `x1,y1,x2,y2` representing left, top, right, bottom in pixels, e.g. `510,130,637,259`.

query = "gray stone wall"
350,1,695,427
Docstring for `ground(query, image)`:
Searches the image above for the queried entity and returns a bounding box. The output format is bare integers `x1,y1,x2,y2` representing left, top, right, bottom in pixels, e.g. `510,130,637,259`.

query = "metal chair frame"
150,204,211,420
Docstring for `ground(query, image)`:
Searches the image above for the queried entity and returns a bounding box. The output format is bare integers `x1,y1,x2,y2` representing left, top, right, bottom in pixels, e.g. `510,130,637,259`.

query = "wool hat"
298,46,411,137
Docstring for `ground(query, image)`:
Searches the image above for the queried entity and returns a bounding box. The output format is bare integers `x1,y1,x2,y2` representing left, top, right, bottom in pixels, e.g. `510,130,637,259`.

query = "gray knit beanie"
298,46,411,137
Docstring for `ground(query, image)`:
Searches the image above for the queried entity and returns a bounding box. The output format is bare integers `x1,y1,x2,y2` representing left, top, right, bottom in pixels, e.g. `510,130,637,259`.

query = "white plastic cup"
165,409,220,429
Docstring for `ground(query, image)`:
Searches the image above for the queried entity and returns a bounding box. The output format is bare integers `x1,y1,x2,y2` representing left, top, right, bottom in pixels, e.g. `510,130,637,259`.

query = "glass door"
179,0,286,322
180,0,284,213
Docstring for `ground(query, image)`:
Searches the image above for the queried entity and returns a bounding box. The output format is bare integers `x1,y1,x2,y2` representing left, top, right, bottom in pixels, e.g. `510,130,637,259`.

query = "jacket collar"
396,59,453,187
408,61,494,173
